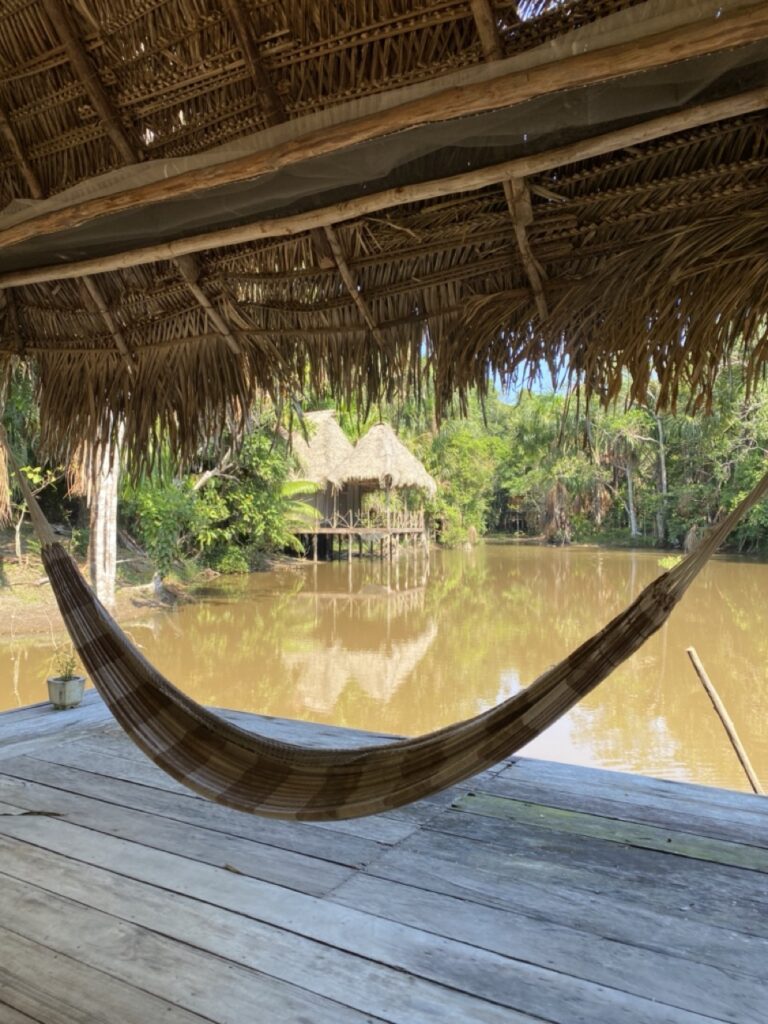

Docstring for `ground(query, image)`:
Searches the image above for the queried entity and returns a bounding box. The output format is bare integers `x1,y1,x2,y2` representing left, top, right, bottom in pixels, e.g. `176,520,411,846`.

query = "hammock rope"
7,433,768,821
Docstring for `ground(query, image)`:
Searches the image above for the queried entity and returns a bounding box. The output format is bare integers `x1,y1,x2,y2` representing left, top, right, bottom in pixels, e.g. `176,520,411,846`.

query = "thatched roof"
329,423,437,497
0,1,767,461
289,410,353,487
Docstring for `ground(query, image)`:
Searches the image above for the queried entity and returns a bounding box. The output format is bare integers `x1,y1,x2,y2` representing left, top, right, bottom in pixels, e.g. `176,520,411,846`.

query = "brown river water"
2,543,767,792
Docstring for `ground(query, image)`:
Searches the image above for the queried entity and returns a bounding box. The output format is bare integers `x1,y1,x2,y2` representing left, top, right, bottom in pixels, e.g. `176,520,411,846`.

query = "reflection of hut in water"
284,617,438,713
284,564,437,712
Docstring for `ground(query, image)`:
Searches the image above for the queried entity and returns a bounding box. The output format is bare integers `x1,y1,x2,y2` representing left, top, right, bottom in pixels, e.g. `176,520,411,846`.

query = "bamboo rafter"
218,0,388,341
471,0,548,318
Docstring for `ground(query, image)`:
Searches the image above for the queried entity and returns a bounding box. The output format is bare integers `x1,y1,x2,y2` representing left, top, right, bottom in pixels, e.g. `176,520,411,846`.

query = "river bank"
0,526,189,643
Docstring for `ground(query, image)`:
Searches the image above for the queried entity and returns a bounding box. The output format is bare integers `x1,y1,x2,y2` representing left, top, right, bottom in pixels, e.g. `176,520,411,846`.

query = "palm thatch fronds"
288,410,354,487
329,423,437,497
0,1,765,463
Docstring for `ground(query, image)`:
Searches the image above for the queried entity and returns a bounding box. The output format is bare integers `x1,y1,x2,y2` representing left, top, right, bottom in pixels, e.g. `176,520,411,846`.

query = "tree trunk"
626,463,640,537
651,411,668,544
14,509,24,563
88,439,120,610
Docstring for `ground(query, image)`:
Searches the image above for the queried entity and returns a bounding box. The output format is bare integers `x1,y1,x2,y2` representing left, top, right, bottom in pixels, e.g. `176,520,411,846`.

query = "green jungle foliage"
3,362,768,574
120,429,319,576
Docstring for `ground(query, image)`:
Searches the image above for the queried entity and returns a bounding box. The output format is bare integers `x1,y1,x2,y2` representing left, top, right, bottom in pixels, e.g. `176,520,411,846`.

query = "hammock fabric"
14,451,768,821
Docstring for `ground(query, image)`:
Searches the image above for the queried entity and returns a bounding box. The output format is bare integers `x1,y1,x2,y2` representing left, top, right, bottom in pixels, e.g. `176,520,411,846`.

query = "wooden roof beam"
221,0,286,126
1,85,766,289
469,0,505,60
321,226,389,347
175,255,242,355
81,275,135,371
41,0,138,166
503,172,548,320
220,1,387,341
42,1,248,357
0,102,41,358
220,0,333,275
472,0,548,318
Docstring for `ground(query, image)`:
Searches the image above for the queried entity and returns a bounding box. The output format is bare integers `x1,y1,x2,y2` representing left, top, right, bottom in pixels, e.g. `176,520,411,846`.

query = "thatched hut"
288,410,354,522
329,423,436,527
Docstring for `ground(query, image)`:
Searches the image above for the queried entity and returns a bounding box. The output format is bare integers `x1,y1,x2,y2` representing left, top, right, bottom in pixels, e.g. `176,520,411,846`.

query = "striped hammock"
14,448,768,821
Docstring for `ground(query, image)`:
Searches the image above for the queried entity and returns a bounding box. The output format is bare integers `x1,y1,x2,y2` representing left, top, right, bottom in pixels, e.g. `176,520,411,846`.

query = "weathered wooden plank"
0,873,384,1024
0,754,383,868
0,925,215,1024
328,873,768,1022
0,690,101,723
0,828,723,1024
0,771,354,895
501,757,766,816
0,831,541,1024
0,693,110,760
335,865,768,982
453,793,768,872
0,1002,44,1024
0,814,532,1023
0,800,27,814
484,770,768,847
374,823,768,939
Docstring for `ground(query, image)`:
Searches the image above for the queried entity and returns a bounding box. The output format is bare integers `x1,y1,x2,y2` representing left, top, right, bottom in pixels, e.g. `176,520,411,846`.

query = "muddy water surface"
3,543,767,792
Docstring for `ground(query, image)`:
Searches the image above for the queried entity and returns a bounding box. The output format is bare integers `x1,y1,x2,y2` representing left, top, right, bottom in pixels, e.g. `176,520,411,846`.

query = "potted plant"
47,646,86,710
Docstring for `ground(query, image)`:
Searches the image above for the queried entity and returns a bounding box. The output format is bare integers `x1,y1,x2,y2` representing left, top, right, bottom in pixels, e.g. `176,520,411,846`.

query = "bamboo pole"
2,87,767,289
470,0,548,319
686,646,764,795
1,6,767,259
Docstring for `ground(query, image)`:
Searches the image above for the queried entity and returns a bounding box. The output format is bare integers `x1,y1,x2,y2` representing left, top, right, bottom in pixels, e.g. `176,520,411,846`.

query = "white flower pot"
47,675,86,710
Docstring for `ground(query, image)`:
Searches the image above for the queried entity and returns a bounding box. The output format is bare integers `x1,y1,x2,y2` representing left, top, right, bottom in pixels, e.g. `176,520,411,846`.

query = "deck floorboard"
1,693,766,1023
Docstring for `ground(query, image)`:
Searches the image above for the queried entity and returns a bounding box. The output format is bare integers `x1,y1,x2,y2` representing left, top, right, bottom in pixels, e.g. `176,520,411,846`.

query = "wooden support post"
312,533,318,563
687,646,764,795
87,437,120,611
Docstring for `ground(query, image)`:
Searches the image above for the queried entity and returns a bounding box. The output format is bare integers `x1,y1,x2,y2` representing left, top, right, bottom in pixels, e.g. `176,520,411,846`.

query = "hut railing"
321,509,425,530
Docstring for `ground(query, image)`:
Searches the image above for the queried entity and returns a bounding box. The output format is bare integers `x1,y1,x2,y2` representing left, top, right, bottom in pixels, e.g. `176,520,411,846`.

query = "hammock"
12,448,768,821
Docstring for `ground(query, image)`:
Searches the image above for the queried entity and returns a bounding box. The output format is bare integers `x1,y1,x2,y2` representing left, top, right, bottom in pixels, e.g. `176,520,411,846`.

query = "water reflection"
1,544,767,792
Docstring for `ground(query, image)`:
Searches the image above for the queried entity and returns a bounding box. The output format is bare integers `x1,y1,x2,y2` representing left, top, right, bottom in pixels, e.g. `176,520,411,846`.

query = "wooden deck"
0,692,766,1023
